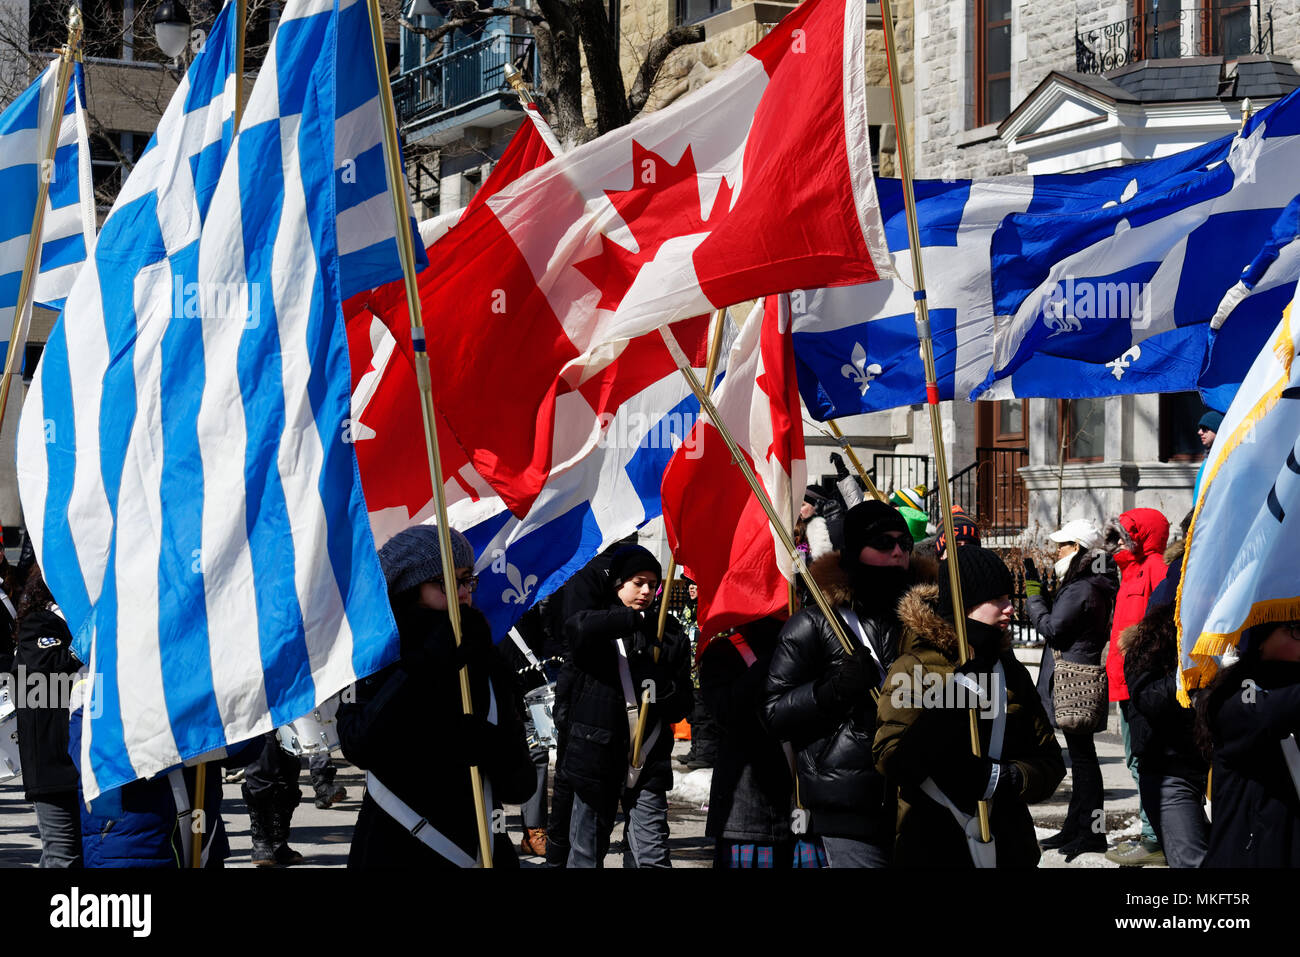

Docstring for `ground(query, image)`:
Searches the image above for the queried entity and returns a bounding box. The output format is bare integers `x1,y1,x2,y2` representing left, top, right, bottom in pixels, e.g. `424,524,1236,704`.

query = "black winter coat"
14,607,80,800
1203,660,1300,867
558,601,692,799
700,619,792,844
1123,656,1206,781
1026,562,1117,666
339,605,535,868
762,554,906,843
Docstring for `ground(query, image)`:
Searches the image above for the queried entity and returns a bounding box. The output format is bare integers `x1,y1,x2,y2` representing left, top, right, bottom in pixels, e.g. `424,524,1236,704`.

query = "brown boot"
520,828,548,857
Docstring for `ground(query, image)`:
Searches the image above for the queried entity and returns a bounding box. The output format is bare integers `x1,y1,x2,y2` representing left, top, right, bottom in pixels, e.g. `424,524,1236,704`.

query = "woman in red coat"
1103,507,1169,864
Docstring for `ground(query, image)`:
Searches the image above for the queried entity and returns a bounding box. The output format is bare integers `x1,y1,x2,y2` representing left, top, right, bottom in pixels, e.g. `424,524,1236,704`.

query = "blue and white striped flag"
17,0,404,800
0,58,96,370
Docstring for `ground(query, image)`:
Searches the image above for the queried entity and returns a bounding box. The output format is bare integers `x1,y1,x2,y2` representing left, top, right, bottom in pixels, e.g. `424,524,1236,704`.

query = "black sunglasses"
863,533,913,553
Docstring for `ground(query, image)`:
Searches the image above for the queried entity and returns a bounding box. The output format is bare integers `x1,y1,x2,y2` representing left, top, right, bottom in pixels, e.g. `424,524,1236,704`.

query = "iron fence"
869,453,930,500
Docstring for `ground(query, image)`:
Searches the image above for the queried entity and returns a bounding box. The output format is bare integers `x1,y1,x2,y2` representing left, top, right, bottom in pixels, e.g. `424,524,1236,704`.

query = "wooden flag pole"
878,0,990,844
364,0,493,866
825,420,887,503
633,307,728,768
672,357,857,657
189,763,206,867
0,4,82,436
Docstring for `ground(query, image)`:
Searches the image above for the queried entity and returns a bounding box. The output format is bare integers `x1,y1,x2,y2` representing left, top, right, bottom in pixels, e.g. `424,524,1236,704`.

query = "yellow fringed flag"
1177,299,1300,704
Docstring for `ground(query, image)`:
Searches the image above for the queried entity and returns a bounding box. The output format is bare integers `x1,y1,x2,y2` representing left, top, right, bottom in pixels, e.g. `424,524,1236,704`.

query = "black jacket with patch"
14,607,81,800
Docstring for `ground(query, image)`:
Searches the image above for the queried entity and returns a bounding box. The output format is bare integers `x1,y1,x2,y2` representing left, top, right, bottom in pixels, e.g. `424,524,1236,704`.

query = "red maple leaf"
574,141,735,313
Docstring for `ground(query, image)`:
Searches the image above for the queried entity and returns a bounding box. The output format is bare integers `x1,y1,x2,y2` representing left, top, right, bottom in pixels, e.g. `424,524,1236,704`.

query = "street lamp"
153,0,192,61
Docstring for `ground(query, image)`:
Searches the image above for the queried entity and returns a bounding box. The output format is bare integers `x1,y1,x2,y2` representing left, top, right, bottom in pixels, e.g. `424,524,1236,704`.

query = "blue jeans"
1139,772,1208,868
1119,702,1159,846
34,794,82,868
821,835,891,868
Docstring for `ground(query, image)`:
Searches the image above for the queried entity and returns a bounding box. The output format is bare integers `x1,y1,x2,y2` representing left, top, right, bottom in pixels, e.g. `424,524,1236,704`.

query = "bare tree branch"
627,23,704,117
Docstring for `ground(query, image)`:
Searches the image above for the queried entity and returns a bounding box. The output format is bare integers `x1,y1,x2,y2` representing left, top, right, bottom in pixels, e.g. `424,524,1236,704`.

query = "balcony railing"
1076,2,1272,74
393,32,535,129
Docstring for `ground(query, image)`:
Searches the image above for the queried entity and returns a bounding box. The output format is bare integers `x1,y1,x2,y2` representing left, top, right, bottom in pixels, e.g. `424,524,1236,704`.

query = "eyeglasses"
863,533,913,553
431,575,479,594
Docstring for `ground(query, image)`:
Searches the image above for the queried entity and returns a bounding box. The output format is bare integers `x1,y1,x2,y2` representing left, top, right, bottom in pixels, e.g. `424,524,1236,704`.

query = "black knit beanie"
840,500,910,566
937,545,1013,619
608,544,662,586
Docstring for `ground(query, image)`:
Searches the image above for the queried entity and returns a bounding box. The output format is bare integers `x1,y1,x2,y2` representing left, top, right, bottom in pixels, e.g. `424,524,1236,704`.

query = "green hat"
890,484,927,512
898,506,929,541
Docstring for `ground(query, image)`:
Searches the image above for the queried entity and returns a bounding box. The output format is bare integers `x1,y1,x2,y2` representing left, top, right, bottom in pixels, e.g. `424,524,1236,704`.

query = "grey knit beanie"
378,525,476,595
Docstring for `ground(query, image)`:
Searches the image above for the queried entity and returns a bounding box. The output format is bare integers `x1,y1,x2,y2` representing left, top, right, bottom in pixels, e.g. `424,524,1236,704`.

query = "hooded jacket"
761,552,931,843
874,584,1065,867
1106,509,1170,701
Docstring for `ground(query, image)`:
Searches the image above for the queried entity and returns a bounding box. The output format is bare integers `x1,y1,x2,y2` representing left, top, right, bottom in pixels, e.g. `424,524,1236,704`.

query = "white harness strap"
728,634,758,667
367,679,499,868
0,587,15,621
919,661,1007,869
507,627,545,674
838,608,884,679
1281,734,1300,802
167,769,193,868
616,639,660,789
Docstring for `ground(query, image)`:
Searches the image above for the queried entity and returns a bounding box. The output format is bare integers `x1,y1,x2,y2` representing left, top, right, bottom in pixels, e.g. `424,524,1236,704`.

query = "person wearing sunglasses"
338,524,534,868
764,499,936,867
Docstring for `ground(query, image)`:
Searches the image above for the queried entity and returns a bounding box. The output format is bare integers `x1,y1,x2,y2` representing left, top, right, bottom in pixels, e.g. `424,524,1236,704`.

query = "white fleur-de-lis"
501,562,538,605
1102,178,1139,209
841,342,882,395
1105,345,1141,380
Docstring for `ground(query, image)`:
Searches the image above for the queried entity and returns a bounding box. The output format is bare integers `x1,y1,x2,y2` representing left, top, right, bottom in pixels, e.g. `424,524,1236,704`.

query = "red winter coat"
1106,508,1169,701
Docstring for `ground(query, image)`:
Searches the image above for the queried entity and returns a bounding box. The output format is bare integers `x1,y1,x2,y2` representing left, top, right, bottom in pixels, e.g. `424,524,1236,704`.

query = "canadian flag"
344,107,560,541
661,295,806,639
369,0,891,516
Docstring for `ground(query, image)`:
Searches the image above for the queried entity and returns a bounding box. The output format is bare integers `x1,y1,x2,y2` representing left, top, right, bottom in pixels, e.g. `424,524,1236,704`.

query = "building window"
1058,398,1106,463
90,131,147,214
974,0,1011,127
677,0,730,27
1159,392,1209,462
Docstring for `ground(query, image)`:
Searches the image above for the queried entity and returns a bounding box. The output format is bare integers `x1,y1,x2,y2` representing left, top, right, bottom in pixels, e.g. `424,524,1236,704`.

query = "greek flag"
792,89,1300,417
0,58,96,370
17,0,403,800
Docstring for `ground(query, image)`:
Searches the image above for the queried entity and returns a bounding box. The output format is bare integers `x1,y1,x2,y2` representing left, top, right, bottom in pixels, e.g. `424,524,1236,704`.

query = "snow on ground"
669,768,712,808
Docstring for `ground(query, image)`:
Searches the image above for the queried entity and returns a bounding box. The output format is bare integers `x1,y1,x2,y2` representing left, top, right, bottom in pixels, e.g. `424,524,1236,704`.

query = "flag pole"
877,0,990,843
672,357,857,657
634,306,729,767
0,5,82,437
364,0,493,866
826,420,887,502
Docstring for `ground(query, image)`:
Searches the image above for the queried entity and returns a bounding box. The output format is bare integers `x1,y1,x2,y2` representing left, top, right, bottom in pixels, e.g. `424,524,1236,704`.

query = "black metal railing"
393,33,535,129
1076,2,1271,74
870,453,930,502
1009,569,1059,646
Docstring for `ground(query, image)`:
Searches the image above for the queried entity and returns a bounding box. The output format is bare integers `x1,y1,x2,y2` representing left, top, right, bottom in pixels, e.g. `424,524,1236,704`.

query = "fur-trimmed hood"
896,582,1012,660
1163,535,1185,567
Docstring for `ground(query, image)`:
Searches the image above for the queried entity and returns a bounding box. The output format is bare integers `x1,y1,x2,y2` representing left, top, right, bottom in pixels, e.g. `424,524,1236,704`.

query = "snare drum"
0,687,20,783
276,692,342,756
523,683,557,750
